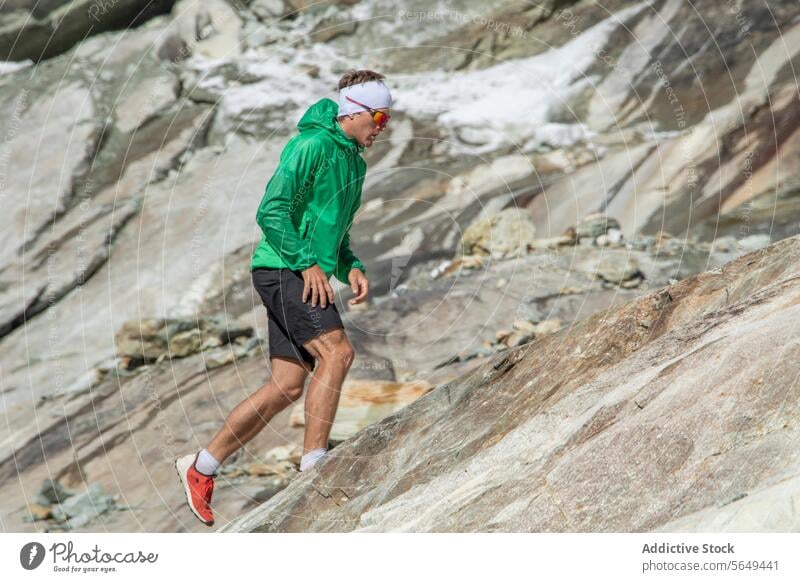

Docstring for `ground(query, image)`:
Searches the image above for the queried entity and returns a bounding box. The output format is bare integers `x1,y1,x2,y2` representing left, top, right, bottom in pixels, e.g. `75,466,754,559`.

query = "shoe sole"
175,455,215,527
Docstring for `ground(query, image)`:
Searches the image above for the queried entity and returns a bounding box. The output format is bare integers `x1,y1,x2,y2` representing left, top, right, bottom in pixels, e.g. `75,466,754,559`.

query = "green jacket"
250,97,367,283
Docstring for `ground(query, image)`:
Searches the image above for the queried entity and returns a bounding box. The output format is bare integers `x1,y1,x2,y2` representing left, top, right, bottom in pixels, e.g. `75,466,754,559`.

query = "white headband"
337,80,393,117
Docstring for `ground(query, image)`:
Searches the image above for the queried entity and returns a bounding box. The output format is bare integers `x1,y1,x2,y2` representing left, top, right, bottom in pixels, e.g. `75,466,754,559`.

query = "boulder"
310,16,358,43
114,315,253,364
575,213,622,240
158,0,242,60
596,254,644,286
34,479,75,506
50,483,117,529
460,208,538,259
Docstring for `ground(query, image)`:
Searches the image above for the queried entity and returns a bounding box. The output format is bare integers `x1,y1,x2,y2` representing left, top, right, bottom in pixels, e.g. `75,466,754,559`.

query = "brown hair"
337,69,385,90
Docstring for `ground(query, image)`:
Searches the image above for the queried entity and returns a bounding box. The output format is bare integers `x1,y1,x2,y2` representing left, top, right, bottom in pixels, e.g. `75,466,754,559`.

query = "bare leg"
205,356,311,463
301,328,354,454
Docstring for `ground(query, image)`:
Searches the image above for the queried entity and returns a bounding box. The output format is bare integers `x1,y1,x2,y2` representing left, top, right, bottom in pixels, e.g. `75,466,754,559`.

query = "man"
175,70,392,526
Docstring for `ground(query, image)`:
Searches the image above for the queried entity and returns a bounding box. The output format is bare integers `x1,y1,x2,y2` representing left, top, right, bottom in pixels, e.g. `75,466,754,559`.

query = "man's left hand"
348,268,369,305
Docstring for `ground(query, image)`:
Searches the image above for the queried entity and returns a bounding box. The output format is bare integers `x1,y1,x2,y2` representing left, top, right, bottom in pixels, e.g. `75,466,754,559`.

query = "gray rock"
505,331,533,348
250,0,286,20
204,346,240,370
460,208,537,259
285,0,361,10
34,479,75,507
51,483,117,528
203,314,254,344
310,16,357,43
0,0,176,61
158,0,243,60
596,254,643,285
576,213,622,240
114,315,253,363
512,319,537,334
167,329,204,358
251,477,292,504
737,235,771,251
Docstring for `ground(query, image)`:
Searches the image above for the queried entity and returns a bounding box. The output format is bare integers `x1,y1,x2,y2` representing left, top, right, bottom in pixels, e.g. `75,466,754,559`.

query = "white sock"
195,449,220,476
300,448,327,472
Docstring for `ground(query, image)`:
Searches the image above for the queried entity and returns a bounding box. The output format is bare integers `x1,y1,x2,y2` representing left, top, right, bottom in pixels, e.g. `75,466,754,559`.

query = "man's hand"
301,264,335,308
348,268,369,305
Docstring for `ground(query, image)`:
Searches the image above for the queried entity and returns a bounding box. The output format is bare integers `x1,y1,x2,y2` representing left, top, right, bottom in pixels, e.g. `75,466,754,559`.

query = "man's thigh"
274,271,344,346
252,267,344,369
269,355,312,385
268,315,316,371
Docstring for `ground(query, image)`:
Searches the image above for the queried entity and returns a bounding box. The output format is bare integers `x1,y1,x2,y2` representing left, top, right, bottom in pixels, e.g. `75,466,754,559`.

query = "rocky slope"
1,222,752,532
1,0,799,532
224,234,800,532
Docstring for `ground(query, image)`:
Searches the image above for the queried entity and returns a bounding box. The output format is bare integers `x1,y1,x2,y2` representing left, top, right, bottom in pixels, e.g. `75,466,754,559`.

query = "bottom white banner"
1,532,798,581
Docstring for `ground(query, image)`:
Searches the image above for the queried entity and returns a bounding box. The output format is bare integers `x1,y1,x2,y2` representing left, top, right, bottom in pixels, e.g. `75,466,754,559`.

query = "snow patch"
0,60,33,75
391,2,650,154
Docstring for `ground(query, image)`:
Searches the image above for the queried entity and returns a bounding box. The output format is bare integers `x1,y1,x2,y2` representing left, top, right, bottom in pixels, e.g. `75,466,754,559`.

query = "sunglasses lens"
374,112,389,127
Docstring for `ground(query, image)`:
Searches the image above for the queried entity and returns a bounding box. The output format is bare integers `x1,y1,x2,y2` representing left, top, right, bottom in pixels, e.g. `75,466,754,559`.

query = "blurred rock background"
1,0,798,531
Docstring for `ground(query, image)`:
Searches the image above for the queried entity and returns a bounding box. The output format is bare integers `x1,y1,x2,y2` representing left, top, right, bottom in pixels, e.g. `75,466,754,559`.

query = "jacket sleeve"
256,139,321,271
334,229,366,284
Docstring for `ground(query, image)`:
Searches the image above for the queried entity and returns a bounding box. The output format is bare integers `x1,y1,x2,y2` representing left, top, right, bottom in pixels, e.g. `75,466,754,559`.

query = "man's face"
347,108,390,147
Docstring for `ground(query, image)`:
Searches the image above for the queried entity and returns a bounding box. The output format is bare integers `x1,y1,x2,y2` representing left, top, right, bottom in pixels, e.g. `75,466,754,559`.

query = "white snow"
351,0,512,46
0,60,33,75
181,0,652,151
186,52,334,133
390,2,651,154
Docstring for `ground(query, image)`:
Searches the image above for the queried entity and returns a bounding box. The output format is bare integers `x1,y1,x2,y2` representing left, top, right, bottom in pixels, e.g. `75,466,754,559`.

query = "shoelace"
200,477,214,506
192,473,214,507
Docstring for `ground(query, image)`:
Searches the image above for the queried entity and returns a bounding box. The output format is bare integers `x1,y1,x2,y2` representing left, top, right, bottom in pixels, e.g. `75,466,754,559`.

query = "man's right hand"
301,264,335,308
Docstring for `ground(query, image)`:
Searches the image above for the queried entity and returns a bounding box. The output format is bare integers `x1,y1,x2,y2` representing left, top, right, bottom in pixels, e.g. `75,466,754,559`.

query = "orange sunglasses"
345,95,391,128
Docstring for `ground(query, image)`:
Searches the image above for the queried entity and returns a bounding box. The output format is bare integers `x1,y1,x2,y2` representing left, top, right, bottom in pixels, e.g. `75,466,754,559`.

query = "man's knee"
268,357,311,400
257,381,303,405
305,329,354,368
282,384,304,402
336,342,355,368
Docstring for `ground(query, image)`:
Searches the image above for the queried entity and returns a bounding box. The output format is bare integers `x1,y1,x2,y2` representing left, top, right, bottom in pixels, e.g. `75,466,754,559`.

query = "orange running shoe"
175,453,215,526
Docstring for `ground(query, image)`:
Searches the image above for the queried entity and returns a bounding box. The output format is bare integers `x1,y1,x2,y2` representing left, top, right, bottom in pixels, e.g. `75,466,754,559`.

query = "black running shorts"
251,267,344,370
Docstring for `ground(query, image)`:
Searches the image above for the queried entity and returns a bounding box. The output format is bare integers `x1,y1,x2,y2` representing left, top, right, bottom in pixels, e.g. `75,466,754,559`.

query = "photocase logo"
20,542,46,570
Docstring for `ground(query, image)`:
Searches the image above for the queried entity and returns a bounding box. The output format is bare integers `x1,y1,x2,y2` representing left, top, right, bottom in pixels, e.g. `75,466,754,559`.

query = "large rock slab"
0,0,176,61
223,235,800,532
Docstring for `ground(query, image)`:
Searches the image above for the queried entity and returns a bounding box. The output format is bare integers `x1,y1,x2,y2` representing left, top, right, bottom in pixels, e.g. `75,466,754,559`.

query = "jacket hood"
297,97,365,154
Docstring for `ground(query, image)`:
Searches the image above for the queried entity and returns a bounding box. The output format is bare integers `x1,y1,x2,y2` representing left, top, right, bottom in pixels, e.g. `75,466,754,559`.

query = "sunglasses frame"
344,95,391,127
